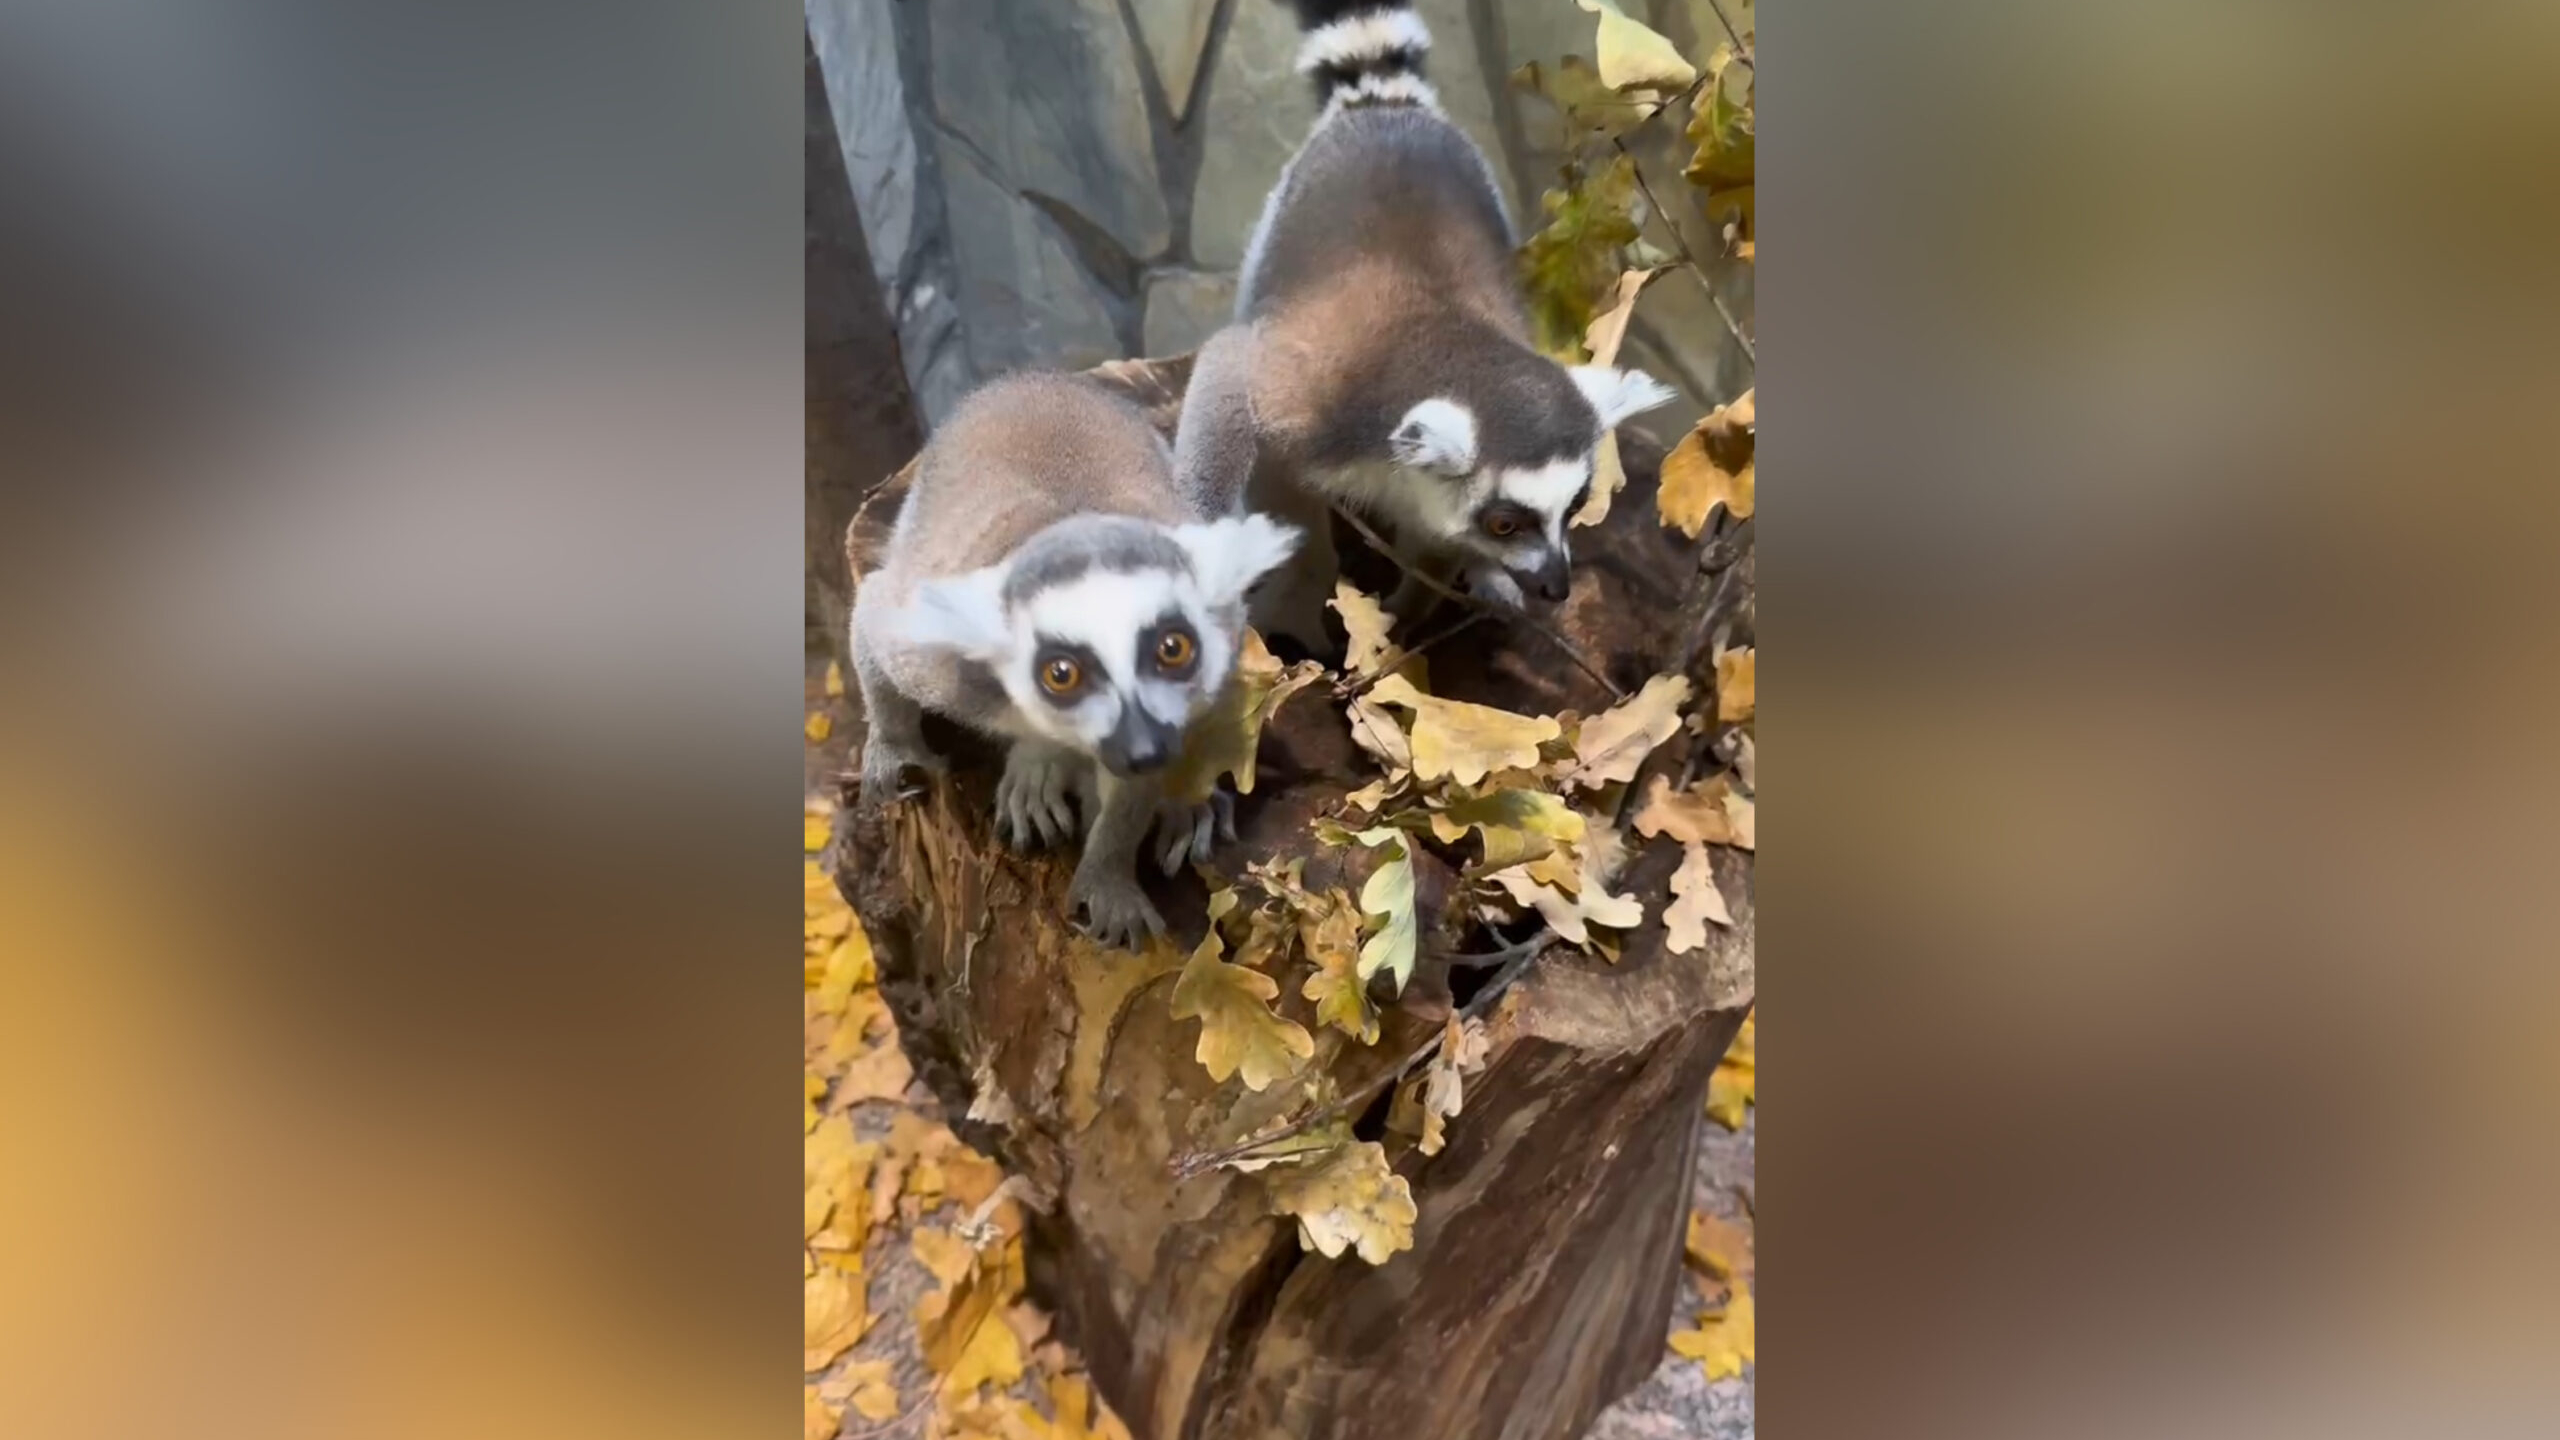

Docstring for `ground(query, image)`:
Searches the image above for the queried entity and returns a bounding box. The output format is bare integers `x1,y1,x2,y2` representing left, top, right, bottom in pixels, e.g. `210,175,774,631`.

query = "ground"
806,652,1754,1438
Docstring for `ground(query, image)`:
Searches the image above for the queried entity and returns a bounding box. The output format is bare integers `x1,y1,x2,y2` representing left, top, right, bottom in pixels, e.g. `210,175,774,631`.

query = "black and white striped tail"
1290,1,1438,111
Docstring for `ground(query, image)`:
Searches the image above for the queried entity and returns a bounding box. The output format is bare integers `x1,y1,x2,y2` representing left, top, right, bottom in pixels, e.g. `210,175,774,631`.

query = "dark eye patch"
1030,636,1104,707
1137,610,1200,680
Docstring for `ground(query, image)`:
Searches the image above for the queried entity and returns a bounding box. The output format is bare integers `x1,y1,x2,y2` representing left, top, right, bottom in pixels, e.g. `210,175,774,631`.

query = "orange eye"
1038,657,1082,695
1484,512,1521,538
1155,630,1197,669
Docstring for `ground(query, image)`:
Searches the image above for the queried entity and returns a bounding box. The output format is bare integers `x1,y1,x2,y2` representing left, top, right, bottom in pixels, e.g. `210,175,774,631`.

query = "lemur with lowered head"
1175,0,1677,652
852,372,1299,947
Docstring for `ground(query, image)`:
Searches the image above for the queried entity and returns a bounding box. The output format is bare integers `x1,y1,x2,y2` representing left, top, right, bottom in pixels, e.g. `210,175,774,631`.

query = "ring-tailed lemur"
852,373,1300,948
1175,0,1677,649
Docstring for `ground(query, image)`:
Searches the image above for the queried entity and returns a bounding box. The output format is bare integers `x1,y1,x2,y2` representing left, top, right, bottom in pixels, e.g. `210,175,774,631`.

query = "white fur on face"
1296,10,1431,73
1493,457,1591,547
998,567,1234,753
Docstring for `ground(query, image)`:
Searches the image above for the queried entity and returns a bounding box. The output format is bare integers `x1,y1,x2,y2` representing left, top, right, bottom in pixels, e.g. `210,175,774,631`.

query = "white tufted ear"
1569,365,1678,430
1389,398,1479,476
1174,514,1303,605
886,566,1010,662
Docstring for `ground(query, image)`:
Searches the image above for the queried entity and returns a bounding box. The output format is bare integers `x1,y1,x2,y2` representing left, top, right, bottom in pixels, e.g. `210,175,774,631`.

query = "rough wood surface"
835,355,1753,1440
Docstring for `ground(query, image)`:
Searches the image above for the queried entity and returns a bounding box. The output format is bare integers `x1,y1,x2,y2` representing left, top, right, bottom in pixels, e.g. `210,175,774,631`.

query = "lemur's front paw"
1069,868,1165,951
995,748,1083,851
1152,789,1237,876
858,739,945,804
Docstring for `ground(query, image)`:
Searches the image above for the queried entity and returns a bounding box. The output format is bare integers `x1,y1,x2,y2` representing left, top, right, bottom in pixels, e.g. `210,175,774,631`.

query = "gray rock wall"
807,0,1746,428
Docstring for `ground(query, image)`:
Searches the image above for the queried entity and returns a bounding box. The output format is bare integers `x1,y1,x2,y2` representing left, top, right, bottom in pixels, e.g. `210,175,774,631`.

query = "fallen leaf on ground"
1669,1279,1755,1380
1686,1208,1754,1283
1664,841,1731,953
806,807,831,854
1331,581,1397,679
804,1265,872,1372
1266,1140,1418,1264
1170,926,1315,1092
1632,774,1745,847
1707,1012,1755,1128
832,1041,915,1106
1298,891,1379,1044
1564,675,1691,790
1367,675,1561,787
806,710,833,743
805,1386,841,1440
825,660,845,698
829,1359,900,1422
1430,788,1585,870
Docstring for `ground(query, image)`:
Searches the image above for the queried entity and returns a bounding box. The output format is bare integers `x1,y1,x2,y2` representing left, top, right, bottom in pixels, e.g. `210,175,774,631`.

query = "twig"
1704,0,1755,69
1339,612,1483,699
1168,936,1552,1179
1611,131,1754,368
1328,504,1625,703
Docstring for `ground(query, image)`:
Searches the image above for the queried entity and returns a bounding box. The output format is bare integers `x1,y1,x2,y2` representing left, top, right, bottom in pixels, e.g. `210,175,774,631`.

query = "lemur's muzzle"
1520,551,1573,604
1099,705,1179,776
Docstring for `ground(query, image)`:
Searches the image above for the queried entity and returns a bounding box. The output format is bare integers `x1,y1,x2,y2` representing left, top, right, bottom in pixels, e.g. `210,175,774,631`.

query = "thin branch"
1704,0,1755,69
1612,127,1754,369
1328,504,1625,703
1338,612,1483,700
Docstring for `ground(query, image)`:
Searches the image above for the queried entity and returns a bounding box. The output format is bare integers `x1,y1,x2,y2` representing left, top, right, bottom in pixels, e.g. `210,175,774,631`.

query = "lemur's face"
889,515,1300,776
1388,366,1675,608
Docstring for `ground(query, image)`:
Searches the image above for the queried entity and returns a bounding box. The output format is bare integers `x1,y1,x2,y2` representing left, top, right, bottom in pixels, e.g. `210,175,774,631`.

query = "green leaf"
1351,827,1419,994
1519,154,1643,358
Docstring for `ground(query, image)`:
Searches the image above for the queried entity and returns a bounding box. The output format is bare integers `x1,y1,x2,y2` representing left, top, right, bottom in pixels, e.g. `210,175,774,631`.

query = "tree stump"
835,355,1754,1440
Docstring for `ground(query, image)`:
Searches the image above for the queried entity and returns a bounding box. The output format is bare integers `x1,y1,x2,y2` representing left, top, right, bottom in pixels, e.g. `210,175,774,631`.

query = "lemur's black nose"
1530,556,1573,603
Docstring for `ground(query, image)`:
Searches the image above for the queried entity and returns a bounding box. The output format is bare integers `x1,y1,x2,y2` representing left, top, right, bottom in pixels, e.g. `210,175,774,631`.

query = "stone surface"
927,0,1170,260
940,144,1128,378
805,0,919,297
1130,0,1220,123
1140,269,1237,356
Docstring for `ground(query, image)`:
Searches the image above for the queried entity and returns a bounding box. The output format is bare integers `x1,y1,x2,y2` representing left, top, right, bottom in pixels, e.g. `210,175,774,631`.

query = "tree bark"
835,355,1753,1440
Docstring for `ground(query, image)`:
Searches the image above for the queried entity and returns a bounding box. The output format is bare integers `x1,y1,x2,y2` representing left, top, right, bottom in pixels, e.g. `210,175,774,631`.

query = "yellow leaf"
1297,891,1379,1044
803,1265,872,1372
1345,692,1413,773
1707,1013,1755,1128
805,1070,824,1133
1164,629,1324,802
1669,1279,1754,1379
1632,773,1742,846
829,1359,900,1423
832,1041,915,1106
1686,1208,1754,1284
806,710,833,743
942,1302,1026,1397
1267,1140,1418,1265
1572,429,1628,529
1430,788,1586,871
1564,674,1691,791
1580,267,1659,370
1169,926,1315,1092
825,659,846,698
1416,1014,1490,1156
813,927,874,1016
806,807,831,854
917,1232,1025,1383
805,1386,842,1440
1658,391,1756,537
1665,841,1731,954
1367,674,1560,787
910,1225,976,1287
1329,581,1397,679
1575,0,1699,93
1717,647,1755,723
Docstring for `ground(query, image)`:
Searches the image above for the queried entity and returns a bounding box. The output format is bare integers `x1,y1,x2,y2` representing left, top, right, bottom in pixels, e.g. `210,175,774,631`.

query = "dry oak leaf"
1664,841,1732,954
1418,1013,1492,1156
1659,390,1756,538
1581,267,1659,370
811,926,874,1017
823,1359,900,1424
803,1264,872,1372
1576,0,1698,93
824,659,845,698
1430,787,1586,870
1717,647,1755,723
804,1386,841,1440
1165,629,1323,802
1669,1278,1755,1380
1367,674,1560,786
1633,774,1749,848
1564,674,1692,790
918,1233,1028,1397
1298,890,1379,1044
1048,1373,1134,1440
1330,580,1397,679
1170,925,1316,1092
1267,1140,1419,1265
1574,429,1630,529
